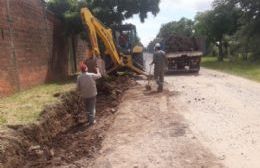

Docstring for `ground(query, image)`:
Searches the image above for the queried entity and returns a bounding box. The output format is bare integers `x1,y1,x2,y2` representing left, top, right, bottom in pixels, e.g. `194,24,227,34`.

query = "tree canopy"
193,0,260,61
47,0,161,35
228,0,260,35
147,17,195,52
194,2,240,60
157,18,194,39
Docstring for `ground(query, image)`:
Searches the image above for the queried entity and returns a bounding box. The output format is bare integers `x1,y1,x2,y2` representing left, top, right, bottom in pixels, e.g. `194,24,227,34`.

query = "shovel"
145,65,152,91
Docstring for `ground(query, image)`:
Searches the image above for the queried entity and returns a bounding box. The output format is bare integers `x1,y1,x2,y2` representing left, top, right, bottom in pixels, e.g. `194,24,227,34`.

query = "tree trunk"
242,46,248,61
218,41,224,62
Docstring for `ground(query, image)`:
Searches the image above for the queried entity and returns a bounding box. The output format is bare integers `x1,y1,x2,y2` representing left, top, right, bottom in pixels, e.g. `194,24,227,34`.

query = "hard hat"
155,43,161,48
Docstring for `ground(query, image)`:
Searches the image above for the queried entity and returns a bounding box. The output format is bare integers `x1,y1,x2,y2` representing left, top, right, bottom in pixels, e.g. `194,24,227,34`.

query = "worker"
118,31,129,49
150,43,168,92
77,63,102,126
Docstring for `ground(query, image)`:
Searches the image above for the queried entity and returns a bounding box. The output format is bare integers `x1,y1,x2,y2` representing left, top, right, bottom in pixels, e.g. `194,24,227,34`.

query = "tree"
47,0,161,35
47,0,87,35
88,0,160,25
157,18,194,39
228,0,260,35
228,0,260,59
147,18,198,53
194,1,240,61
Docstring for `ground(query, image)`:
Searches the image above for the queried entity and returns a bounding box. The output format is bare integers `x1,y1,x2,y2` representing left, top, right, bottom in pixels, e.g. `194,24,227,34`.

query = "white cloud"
161,0,213,11
125,0,214,46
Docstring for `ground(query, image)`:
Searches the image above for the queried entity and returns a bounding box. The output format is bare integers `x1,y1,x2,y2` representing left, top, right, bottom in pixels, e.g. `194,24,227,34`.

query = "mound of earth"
165,35,199,52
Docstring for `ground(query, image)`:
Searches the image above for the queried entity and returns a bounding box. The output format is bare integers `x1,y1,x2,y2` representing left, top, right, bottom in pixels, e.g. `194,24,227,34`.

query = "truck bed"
166,51,203,58
166,51,203,73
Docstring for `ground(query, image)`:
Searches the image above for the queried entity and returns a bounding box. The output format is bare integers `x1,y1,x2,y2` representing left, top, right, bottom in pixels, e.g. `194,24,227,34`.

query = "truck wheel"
192,66,200,73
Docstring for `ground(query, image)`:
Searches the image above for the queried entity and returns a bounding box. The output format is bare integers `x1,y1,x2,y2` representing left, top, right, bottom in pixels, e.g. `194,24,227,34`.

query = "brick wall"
0,0,18,95
0,0,88,97
46,12,69,81
75,36,88,70
9,0,51,90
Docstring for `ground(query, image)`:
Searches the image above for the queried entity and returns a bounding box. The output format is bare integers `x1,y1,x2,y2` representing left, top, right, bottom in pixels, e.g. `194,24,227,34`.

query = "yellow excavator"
81,7,147,76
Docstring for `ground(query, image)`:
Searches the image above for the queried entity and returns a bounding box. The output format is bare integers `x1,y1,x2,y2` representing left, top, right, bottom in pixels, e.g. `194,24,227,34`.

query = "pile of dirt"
165,35,199,52
0,76,136,168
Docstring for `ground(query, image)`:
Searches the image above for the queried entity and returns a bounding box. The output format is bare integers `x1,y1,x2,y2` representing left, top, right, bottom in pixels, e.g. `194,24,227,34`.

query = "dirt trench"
0,76,136,168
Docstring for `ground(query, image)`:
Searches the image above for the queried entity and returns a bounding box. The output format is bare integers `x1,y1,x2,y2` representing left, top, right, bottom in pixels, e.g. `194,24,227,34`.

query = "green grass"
0,82,75,126
201,57,260,82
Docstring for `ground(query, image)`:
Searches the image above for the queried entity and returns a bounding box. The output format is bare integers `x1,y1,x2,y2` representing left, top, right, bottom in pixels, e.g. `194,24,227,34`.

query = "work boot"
88,120,96,127
157,86,163,92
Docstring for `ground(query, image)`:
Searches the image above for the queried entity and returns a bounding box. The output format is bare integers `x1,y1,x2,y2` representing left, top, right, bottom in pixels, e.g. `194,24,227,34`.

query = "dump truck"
166,51,202,73
164,35,204,73
81,7,146,76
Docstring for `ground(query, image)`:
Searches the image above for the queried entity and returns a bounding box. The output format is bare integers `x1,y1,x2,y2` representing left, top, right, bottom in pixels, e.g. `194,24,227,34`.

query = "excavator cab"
112,24,137,54
112,24,145,70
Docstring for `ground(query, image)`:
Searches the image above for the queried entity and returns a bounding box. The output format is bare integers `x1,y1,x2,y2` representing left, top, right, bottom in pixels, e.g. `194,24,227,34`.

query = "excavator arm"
81,8,120,66
81,7,147,76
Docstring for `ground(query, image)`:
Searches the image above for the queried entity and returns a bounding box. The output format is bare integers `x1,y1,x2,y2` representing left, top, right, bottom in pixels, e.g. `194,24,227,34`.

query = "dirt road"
169,68,260,168
33,55,260,168
60,85,222,168
85,69,259,168
63,69,260,168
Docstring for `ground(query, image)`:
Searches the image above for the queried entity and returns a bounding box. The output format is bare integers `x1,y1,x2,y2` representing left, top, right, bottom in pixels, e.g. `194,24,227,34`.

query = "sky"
124,0,214,46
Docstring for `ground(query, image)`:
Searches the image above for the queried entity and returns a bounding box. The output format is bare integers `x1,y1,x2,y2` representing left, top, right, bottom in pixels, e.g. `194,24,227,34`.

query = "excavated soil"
3,65,259,168
0,76,136,168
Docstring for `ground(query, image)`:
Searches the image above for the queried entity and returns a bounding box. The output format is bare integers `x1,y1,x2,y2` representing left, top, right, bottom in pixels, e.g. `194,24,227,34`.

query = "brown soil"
3,56,260,168
56,85,223,168
0,76,135,168
165,35,199,52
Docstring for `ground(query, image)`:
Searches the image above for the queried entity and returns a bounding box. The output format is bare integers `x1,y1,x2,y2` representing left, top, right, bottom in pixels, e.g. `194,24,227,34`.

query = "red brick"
0,0,88,97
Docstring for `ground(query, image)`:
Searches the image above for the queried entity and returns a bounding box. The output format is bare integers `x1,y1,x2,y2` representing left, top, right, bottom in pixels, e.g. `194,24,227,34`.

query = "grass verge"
0,82,75,126
201,57,260,82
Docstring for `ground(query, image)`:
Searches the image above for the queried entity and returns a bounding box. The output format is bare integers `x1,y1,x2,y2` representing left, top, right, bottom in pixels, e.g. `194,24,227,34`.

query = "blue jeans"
84,97,96,124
